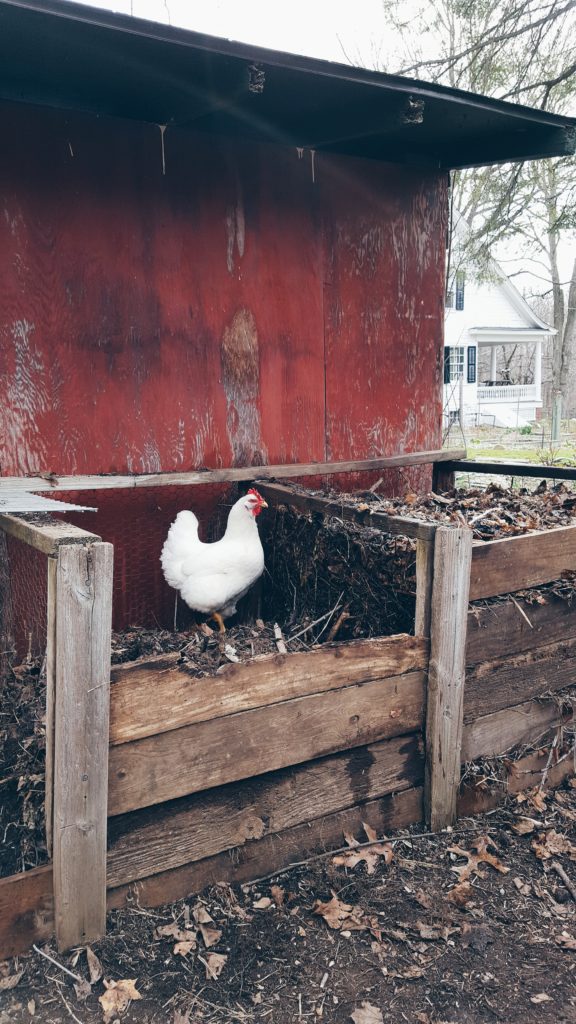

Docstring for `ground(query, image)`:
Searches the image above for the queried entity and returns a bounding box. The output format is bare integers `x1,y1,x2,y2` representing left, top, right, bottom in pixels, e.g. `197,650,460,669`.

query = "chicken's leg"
211,612,226,634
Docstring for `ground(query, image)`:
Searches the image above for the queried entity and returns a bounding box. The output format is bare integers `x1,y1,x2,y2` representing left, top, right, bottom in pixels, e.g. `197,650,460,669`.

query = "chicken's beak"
259,499,268,508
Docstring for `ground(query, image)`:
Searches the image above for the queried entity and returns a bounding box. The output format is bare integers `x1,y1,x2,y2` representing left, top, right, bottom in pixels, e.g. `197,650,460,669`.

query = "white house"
443,230,555,430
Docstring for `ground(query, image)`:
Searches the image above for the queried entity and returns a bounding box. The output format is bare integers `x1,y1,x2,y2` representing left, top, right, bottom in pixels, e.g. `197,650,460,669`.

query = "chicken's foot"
211,612,226,634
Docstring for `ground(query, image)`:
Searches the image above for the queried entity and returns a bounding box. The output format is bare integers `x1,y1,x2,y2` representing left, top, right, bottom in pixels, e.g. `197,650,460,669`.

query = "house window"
467,346,477,384
446,270,466,310
444,346,465,383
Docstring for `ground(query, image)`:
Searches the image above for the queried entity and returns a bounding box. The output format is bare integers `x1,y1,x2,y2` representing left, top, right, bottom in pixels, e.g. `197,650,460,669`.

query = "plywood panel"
323,156,447,494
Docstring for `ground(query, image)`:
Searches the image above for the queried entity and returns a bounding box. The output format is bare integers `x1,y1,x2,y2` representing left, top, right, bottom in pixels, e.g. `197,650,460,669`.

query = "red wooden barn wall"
0,99,447,630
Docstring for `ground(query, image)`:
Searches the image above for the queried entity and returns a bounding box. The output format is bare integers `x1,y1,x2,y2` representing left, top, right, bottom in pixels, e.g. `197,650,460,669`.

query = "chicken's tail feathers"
160,510,200,590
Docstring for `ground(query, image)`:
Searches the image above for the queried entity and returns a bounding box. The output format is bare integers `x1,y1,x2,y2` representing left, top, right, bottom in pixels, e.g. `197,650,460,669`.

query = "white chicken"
161,488,268,632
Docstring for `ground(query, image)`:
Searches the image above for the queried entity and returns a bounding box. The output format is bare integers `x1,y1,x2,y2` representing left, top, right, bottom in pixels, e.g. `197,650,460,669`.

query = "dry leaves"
193,905,222,948
332,823,394,875
512,816,542,835
448,835,510,881
86,946,103,984
530,993,553,1004
556,931,576,950
351,1002,384,1024
202,952,228,980
313,892,381,938
99,978,142,1023
447,880,475,907
532,830,576,861
0,971,24,991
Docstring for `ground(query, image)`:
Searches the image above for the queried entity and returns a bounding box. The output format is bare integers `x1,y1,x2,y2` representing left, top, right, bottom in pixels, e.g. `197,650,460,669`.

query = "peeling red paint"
0,100,447,628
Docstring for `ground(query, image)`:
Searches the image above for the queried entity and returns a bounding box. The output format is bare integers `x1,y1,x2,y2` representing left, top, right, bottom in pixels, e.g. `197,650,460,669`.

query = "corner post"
52,542,113,951
424,525,472,831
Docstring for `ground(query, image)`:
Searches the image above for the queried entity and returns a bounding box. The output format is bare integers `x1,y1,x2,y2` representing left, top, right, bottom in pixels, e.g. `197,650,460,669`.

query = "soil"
2,784,576,1024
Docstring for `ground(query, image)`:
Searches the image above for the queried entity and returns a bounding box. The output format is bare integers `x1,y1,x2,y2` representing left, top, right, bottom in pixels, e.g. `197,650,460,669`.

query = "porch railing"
477,383,540,403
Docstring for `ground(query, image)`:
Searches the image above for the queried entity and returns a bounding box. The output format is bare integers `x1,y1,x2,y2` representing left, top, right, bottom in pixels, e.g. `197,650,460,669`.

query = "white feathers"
160,495,265,619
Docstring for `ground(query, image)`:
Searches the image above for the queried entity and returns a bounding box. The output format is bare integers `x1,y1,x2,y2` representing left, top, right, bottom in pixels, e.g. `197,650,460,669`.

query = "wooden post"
45,556,57,856
432,462,456,493
424,525,472,831
52,542,113,951
414,536,435,637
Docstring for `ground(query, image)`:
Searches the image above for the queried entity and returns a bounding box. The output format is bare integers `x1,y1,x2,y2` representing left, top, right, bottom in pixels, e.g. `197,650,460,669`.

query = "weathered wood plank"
107,787,424,913
0,449,466,495
0,513,100,555
0,864,54,959
107,734,423,887
108,671,426,816
458,750,575,817
470,524,576,601
415,538,435,637
464,635,576,722
462,699,573,762
466,592,576,664
45,556,57,857
256,482,436,540
110,635,429,745
425,526,473,831
444,459,576,482
432,463,456,493
53,543,113,951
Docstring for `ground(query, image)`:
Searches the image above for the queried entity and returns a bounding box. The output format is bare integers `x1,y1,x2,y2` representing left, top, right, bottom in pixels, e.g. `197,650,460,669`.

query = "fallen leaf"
530,993,552,1004
513,877,532,897
351,1002,384,1024
532,830,576,861
512,816,541,835
199,922,222,948
99,979,142,1023
156,923,198,944
415,920,455,942
527,788,548,813
203,953,227,980
86,946,103,984
253,897,272,910
173,1010,190,1024
447,880,474,906
332,823,393,875
27,1000,35,1016
556,931,576,950
173,940,196,957
460,922,494,951
74,978,92,1001
312,893,380,937
192,904,214,925
448,835,509,882
0,972,23,991
270,885,285,907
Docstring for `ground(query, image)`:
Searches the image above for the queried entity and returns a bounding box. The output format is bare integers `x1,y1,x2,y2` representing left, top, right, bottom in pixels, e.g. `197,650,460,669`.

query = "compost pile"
0,657,46,879
331,478,576,541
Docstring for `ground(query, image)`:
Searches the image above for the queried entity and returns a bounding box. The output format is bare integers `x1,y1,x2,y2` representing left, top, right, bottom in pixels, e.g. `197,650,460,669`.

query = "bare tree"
374,0,576,424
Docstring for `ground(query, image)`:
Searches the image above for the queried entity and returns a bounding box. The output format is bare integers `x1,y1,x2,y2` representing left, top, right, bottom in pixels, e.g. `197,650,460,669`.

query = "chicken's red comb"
247,487,264,502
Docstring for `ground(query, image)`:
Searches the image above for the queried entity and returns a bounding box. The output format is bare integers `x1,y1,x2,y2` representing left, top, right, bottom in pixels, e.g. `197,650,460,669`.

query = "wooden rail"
0,448,466,494
470,523,576,600
440,458,576,482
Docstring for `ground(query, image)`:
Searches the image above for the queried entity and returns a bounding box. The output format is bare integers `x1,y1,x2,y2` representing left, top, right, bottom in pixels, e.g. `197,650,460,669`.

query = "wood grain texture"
108,672,426,816
53,542,113,951
109,635,429,745
415,538,435,637
470,525,576,601
107,787,424,913
0,513,100,554
0,864,54,959
425,526,473,830
462,699,573,762
45,556,57,856
466,593,576,664
107,734,423,887
464,636,576,722
255,482,437,540
1,450,466,496
458,750,575,817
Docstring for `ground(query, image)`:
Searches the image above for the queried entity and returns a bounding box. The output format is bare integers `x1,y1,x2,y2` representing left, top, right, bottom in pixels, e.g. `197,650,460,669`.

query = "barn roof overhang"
0,0,575,170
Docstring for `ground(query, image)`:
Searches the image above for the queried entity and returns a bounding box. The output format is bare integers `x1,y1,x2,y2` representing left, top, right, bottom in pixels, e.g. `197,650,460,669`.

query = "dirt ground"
2,782,576,1024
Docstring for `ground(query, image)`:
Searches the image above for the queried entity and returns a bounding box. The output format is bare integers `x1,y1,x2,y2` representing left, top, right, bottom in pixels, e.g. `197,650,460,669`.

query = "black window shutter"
444,347,451,384
467,346,477,383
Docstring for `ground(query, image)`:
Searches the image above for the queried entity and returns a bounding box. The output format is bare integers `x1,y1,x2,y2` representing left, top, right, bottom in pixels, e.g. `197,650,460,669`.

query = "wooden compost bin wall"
105,634,428,901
